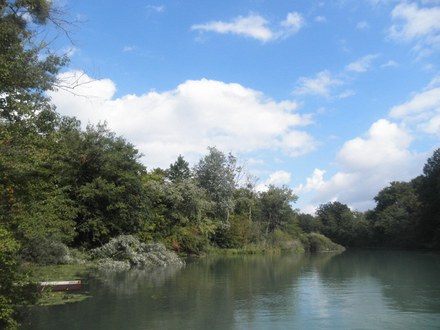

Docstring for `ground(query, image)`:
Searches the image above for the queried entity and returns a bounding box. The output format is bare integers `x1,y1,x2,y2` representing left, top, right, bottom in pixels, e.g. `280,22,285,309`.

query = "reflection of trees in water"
91,264,184,296
317,250,440,313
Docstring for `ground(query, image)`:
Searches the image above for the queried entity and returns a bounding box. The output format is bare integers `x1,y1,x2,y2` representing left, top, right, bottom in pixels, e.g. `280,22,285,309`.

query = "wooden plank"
40,280,82,292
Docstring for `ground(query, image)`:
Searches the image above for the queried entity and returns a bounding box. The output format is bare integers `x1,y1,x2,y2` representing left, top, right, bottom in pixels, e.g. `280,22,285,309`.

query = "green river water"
22,250,440,329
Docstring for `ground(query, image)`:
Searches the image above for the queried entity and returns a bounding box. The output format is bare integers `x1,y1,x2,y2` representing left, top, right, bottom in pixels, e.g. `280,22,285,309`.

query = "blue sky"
48,0,440,213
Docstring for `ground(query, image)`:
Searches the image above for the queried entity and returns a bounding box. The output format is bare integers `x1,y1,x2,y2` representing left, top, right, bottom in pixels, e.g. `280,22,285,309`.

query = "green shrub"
303,232,345,252
20,239,71,265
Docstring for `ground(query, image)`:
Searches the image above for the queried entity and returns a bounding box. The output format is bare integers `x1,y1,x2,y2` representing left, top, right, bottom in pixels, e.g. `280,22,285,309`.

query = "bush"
20,239,71,265
302,232,345,253
91,235,184,270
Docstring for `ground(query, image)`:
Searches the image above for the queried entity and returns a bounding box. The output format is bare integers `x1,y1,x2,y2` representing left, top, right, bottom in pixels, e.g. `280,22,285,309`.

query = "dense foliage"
296,150,440,249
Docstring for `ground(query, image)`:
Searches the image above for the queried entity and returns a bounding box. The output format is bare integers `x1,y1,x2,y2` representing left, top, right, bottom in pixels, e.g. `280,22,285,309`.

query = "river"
22,250,440,329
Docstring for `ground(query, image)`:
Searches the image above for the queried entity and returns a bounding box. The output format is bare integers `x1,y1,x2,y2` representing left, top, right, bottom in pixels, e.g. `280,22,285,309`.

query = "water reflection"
23,250,440,330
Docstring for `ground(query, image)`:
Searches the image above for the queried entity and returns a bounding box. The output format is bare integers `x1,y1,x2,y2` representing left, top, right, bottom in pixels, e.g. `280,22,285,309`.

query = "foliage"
167,155,191,182
316,202,357,247
370,181,422,247
302,232,345,253
91,235,184,270
20,239,71,265
71,124,147,247
418,148,440,248
142,174,215,254
256,185,298,234
193,147,237,223
0,227,39,330
297,213,321,233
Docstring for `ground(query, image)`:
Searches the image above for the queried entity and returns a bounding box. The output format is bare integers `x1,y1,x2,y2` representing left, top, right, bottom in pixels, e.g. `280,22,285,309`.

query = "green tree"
0,227,39,329
418,148,440,248
316,201,356,247
193,147,237,223
297,213,321,233
256,185,298,234
71,124,147,247
0,0,67,124
141,172,215,253
370,181,422,247
167,155,191,182
0,0,76,245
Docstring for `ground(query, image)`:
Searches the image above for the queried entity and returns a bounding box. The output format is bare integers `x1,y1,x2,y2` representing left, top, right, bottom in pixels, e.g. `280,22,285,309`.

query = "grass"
37,291,92,306
23,263,94,306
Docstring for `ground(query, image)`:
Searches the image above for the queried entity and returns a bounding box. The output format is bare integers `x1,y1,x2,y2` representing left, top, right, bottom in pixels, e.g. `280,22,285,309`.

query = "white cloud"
146,5,165,12
295,119,423,211
390,83,440,135
293,168,326,193
256,170,292,191
192,14,273,42
346,54,379,73
356,21,369,30
122,46,137,53
293,70,343,97
278,130,318,157
381,60,399,68
336,119,413,171
389,2,440,56
191,12,304,42
315,16,327,23
279,12,305,36
49,71,314,168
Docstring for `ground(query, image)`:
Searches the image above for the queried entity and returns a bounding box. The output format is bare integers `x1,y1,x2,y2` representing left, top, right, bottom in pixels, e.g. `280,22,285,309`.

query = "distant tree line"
297,150,440,250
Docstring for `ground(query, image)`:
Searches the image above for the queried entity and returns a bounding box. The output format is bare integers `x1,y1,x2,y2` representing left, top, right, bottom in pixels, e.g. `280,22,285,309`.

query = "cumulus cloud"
191,12,304,42
390,81,440,135
296,119,423,211
279,12,304,36
256,170,292,191
346,54,379,73
389,2,440,56
293,168,326,194
49,71,315,168
293,70,343,97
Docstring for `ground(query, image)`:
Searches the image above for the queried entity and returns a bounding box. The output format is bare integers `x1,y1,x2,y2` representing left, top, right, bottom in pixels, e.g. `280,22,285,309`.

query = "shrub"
303,232,345,253
20,239,71,265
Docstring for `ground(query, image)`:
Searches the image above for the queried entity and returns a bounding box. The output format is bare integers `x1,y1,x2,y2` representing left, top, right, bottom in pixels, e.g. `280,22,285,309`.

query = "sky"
46,0,440,214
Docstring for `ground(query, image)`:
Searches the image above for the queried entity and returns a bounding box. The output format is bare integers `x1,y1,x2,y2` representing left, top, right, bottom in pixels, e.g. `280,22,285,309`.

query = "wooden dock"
40,280,82,292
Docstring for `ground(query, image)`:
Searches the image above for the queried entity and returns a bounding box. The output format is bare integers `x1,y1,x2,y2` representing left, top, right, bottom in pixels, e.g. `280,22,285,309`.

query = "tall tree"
418,148,440,248
371,181,422,247
167,155,191,182
193,147,237,223
256,185,298,234
0,0,75,244
71,124,147,247
316,201,356,246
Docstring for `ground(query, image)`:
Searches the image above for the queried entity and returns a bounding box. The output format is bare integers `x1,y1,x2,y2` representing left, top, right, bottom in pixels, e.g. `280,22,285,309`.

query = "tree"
0,0,76,245
371,181,422,247
71,124,147,247
316,201,356,246
167,155,191,182
0,227,38,329
256,185,298,234
0,0,67,124
193,147,237,223
418,148,440,248
297,213,321,233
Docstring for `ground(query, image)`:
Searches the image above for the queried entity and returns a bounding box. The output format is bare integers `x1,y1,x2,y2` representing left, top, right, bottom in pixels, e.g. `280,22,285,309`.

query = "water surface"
23,250,440,329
